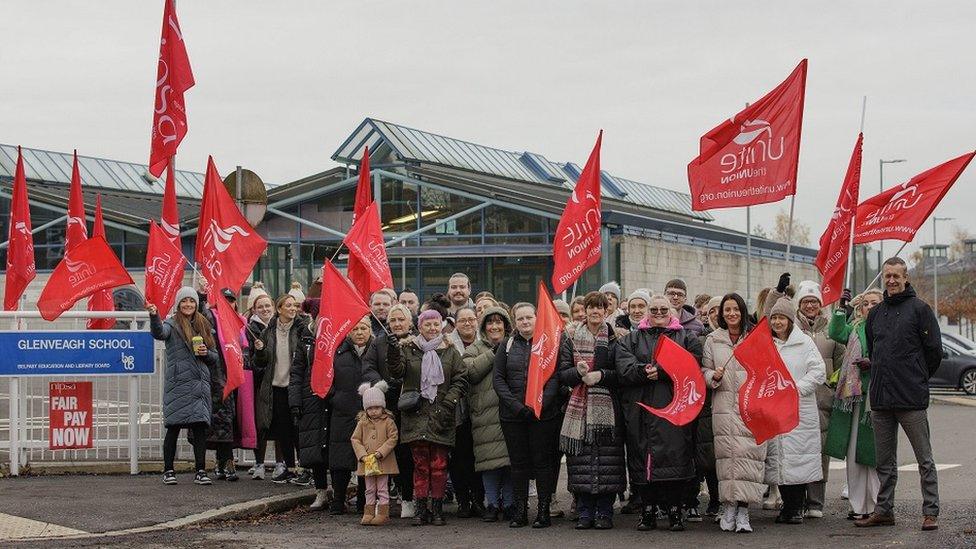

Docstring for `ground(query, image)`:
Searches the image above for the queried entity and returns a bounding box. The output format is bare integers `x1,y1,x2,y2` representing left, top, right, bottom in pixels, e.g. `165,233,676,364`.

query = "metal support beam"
0,191,148,236
266,207,347,239
385,202,490,247
266,173,360,210
0,215,67,249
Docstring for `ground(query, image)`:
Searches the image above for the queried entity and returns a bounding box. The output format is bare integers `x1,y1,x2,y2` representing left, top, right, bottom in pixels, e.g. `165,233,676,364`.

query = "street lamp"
879,158,907,264
933,216,954,320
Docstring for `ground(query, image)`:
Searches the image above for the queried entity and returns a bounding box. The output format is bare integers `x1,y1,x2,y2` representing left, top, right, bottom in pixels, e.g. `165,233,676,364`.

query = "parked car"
942,331,976,354
930,338,976,395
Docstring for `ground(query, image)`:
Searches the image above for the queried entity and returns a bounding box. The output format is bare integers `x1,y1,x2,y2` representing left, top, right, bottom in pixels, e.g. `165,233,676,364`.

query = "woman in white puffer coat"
764,297,827,525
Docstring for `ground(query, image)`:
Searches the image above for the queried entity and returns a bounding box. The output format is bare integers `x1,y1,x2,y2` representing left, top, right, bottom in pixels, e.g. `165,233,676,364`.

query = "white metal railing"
0,310,185,476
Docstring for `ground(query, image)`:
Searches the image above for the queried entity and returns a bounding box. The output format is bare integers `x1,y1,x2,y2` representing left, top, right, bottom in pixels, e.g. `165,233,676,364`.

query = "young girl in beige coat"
352,381,399,526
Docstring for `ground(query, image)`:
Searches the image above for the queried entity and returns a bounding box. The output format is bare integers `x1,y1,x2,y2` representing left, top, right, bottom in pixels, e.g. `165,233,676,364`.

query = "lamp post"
879,158,907,264
933,216,954,320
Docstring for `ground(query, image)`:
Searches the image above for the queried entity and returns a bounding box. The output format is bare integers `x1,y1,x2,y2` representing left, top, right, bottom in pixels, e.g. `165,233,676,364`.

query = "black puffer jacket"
617,324,703,484
363,331,415,413
326,338,369,470
199,306,238,446
288,329,331,467
557,324,628,496
493,332,563,422
865,284,942,411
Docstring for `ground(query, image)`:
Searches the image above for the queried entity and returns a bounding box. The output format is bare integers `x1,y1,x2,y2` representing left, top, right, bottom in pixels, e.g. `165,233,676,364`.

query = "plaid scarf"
834,323,866,413
559,322,615,456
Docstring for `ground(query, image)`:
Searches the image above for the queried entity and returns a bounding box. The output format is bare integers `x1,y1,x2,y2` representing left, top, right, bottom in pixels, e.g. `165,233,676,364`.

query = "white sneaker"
247,464,256,475
804,508,823,518
841,483,849,500
528,481,538,498
310,489,328,510
253,464,265,480
271,462,286,479
400,500,415,518
734,506,752,533
719,504,736,531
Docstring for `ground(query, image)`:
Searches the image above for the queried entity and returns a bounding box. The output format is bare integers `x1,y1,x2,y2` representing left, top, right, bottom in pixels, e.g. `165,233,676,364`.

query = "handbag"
398,390,422,412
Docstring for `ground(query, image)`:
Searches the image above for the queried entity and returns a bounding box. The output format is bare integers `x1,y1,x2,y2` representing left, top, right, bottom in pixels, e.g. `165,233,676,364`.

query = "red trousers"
411,441,449,499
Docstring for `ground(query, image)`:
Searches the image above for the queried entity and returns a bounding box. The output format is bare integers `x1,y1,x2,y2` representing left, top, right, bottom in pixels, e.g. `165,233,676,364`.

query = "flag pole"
844,96,868,291
571,280,578,300
784,196,795,269
744,103,753,304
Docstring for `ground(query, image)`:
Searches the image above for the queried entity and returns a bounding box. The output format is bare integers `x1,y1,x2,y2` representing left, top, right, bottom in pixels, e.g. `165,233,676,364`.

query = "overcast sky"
2,1,974,259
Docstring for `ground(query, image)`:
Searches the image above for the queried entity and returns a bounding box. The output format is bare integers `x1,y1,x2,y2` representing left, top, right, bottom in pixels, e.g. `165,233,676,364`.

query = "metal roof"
332,118,713,222
0,144,205,199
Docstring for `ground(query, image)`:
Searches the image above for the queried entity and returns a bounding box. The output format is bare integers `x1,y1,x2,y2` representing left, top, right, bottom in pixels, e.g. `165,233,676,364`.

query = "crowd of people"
147,257,943,533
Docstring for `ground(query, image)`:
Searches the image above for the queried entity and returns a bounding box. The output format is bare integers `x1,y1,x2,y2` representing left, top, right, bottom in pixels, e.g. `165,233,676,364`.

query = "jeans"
501,417,561,501
872,409,939,516
578,494,614,520
395,441,414,501
450,420,484,506
779,483,807,515
412,441,450,499
482,467,514,508
163,422,207,471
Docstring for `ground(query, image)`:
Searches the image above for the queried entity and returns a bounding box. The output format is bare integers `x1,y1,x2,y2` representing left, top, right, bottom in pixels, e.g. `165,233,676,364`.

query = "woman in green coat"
462,306,514,521
824,288,883,520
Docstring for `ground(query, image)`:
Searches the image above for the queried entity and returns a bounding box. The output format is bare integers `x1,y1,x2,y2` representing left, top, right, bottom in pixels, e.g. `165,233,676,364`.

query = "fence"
0,310,187,476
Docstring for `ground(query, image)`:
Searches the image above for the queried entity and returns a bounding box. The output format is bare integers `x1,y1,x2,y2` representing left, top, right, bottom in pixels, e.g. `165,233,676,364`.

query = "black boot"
456,498,472,518
482,504,500,522
471,500,487,519
431,498,446,526
509,498,529,528
532,495,552,528
412,498,430,527
637,506,657,531
668,506,685,532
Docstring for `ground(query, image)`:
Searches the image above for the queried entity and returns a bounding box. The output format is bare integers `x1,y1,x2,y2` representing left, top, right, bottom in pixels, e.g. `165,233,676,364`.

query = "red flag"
212,293,246,400
66,151,88,255
342,201,393,292
688,60,807,211
149,0,195,177
636,336,706,426
145,220,187,318
551,132,603,293
37,236,134,322
732,318,799,444
161,165,182,247
195,156,267,299
312,261,370,397
524,282,564,418
4,146,36,311
347,146,373,300
86,196,116,329
853,151,975,244
815,133,863,306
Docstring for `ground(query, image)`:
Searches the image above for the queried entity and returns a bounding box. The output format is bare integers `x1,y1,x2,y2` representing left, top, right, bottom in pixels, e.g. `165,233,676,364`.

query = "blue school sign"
0,331,155,376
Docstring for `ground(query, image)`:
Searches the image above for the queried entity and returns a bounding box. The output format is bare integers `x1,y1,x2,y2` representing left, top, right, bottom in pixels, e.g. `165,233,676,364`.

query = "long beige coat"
702,329,768,504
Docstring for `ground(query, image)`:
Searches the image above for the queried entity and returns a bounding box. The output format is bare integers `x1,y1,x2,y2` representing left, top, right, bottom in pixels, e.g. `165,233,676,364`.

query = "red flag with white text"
4,146,36,311
853,151,975,244
551,132,602,294
525,282,564,418
149,0,195,177
348,146,373,301
212,293,245,400
815,133,862,306
161,165,182,247
733,318,799,444
312,261,370,397
66,151,88,255
145,220,187,318
87,196,116,329
37,236,134,322
637,336,706,426
688,60,807,211
195,156,266,299
343,200,393,293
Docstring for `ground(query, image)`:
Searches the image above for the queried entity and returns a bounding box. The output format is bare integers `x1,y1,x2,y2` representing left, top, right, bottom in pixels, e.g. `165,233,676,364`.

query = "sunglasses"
648,307,670,315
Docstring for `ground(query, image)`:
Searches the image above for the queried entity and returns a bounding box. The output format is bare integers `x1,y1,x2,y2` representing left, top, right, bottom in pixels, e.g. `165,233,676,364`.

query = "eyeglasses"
456,317,477,324
648,307,670,315
665,291,686,298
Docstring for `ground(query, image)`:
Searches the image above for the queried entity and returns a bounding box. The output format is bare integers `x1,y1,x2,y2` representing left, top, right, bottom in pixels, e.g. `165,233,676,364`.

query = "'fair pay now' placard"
49,382,93,450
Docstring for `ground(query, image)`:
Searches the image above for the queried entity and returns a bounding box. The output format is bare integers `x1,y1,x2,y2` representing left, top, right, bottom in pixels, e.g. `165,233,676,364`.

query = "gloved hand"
576,361,589,376
582,371,603,387
840,288,853,309
290,406,302,425
776,272,791,293
516,405,537,421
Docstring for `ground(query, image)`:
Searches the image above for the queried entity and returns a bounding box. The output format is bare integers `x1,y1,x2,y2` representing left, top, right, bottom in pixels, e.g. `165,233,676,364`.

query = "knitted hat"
599,281,621,300
706,296,722,313
664,279,687,293
358,380,389,410
769,297,795,320
793,280,823,308
288,281,306,303
418,309,442,325
628,290,652,306
174,286,198,309
247,282,269,310
553,299,571,316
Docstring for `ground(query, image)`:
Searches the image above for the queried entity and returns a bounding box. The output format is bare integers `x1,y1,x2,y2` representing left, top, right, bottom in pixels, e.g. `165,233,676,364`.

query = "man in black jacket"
856,257,942,532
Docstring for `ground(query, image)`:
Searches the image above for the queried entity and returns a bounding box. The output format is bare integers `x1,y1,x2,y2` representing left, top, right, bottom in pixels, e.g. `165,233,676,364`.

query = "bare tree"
771,209,811,246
